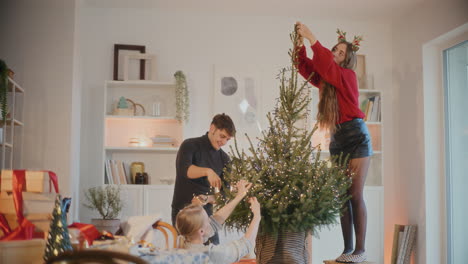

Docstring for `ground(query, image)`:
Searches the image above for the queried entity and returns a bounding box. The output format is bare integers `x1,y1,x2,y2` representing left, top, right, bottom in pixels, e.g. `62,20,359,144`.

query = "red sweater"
297,41,365,124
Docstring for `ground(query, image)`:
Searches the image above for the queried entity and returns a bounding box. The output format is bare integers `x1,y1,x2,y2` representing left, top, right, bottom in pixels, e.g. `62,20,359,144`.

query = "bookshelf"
0,77,25,170
102,80,183,185
99,80,183,223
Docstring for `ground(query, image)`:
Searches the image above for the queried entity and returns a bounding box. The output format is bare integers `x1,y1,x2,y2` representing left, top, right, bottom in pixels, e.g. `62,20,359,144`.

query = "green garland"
174,71,189,122
217,26,352,236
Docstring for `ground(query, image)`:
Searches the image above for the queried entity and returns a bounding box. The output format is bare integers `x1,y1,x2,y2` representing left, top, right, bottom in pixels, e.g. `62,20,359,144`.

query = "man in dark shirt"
171,113,236,245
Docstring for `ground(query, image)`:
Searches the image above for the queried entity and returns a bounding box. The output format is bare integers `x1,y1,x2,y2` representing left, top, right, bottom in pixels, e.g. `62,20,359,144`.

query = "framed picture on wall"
356,54,367,89
113,44,146,81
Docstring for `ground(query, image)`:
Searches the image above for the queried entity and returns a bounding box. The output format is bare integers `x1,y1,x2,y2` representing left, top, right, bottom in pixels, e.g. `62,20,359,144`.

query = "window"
443,40,467,264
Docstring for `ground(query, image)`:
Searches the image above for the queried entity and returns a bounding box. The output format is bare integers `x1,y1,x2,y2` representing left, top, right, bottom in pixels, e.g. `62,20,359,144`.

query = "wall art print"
213,65,263,149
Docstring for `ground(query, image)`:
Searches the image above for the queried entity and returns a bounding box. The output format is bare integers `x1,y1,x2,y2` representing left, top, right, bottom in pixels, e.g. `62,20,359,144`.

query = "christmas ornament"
43,195,72,262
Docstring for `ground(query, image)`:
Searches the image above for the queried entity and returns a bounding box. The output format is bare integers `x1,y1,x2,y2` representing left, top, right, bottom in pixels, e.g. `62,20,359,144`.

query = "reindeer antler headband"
336,28,363,52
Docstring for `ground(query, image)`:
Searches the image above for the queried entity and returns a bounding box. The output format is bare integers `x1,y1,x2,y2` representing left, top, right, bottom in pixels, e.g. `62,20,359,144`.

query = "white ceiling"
82,0,426,20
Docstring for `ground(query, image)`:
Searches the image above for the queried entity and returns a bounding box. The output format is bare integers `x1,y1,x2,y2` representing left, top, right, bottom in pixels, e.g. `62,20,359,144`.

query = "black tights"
340,156,370,255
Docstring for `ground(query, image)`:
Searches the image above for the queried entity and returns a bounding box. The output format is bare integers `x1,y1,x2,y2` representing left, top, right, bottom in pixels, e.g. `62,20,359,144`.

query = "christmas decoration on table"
174,70,189,122
43,195,72,262
217,25,352,236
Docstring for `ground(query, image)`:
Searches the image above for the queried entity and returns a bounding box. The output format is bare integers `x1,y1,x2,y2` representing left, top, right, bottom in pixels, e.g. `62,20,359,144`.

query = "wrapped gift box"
0,213,52,239
0,239,46,264
0,191,56,215
0,170,55,193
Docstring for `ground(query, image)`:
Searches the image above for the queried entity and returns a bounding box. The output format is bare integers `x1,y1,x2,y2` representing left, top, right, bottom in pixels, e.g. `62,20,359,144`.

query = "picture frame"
356,54,367,89
113,44,146,81
122,53,157,81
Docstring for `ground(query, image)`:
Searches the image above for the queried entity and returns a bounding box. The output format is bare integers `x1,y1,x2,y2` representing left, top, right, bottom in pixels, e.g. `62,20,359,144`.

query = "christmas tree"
43,195,73,262
218,26,352,235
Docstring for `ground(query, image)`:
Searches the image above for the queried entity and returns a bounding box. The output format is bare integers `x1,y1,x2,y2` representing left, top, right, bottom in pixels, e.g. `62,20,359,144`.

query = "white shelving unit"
101,80,182,221
0,77,25,170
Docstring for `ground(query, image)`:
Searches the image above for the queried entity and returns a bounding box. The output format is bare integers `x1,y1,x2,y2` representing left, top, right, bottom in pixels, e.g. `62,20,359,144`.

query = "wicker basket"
255,231,309,264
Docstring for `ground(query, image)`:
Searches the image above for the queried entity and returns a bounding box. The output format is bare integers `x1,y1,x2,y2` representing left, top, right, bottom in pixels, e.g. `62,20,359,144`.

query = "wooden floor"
324,260,376,264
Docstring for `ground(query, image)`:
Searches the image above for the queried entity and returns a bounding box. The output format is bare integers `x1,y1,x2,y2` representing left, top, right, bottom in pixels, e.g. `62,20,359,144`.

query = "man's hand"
206,168,221,189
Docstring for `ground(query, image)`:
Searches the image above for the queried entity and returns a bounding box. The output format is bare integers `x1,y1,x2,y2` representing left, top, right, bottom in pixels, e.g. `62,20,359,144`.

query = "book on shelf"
104,162,110,184
105,159,132,184
369,95,381,122
123,162,132,184
110,160,120,184
105,160,113,184
360,95,381,122
366,98,374,121
117,160,126,184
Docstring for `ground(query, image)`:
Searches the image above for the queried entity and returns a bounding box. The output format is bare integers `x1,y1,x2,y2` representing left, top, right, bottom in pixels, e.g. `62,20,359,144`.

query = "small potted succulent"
83,185,123,234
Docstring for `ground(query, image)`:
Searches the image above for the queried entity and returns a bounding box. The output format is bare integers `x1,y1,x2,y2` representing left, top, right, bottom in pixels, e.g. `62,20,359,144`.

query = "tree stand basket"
255,231,309,264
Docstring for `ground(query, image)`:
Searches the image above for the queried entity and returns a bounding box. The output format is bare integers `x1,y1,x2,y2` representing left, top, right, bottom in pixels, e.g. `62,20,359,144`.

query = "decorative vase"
91,219,121,235
130,162,145,184
255,231,309,264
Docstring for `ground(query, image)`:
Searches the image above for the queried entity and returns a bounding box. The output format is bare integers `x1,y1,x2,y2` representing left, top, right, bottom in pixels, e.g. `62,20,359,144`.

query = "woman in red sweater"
295,22,372,263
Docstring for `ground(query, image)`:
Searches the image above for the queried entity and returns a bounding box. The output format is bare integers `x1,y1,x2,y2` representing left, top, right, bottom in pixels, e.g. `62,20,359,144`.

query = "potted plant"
0,59,9,122
83,185,123,234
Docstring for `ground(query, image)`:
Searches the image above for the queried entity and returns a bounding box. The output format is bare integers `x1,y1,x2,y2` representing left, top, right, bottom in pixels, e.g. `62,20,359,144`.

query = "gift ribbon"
12,170,26,223
42,170,59,194
0,170,59,240
68,222,101,246
0,214,11,235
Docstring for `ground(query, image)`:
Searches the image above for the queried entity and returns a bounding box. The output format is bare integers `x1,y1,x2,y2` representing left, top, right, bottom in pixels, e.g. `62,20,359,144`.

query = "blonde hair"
175,204,205,248
317,41,357,132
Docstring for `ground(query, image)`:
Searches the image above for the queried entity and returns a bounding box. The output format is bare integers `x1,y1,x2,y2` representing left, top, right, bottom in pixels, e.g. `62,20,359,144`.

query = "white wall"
78,2,394,258
390,0,468,263
0,0,81,220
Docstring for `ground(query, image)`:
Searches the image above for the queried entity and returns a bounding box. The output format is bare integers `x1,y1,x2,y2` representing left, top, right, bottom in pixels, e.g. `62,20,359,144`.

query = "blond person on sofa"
175,180,261,264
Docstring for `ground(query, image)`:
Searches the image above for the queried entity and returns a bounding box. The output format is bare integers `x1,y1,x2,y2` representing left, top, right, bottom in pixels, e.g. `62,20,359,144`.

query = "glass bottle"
135,172,145,184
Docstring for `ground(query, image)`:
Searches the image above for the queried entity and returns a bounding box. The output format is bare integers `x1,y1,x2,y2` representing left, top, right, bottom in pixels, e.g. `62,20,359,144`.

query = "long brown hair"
175,204,205,248
317,42,357,132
